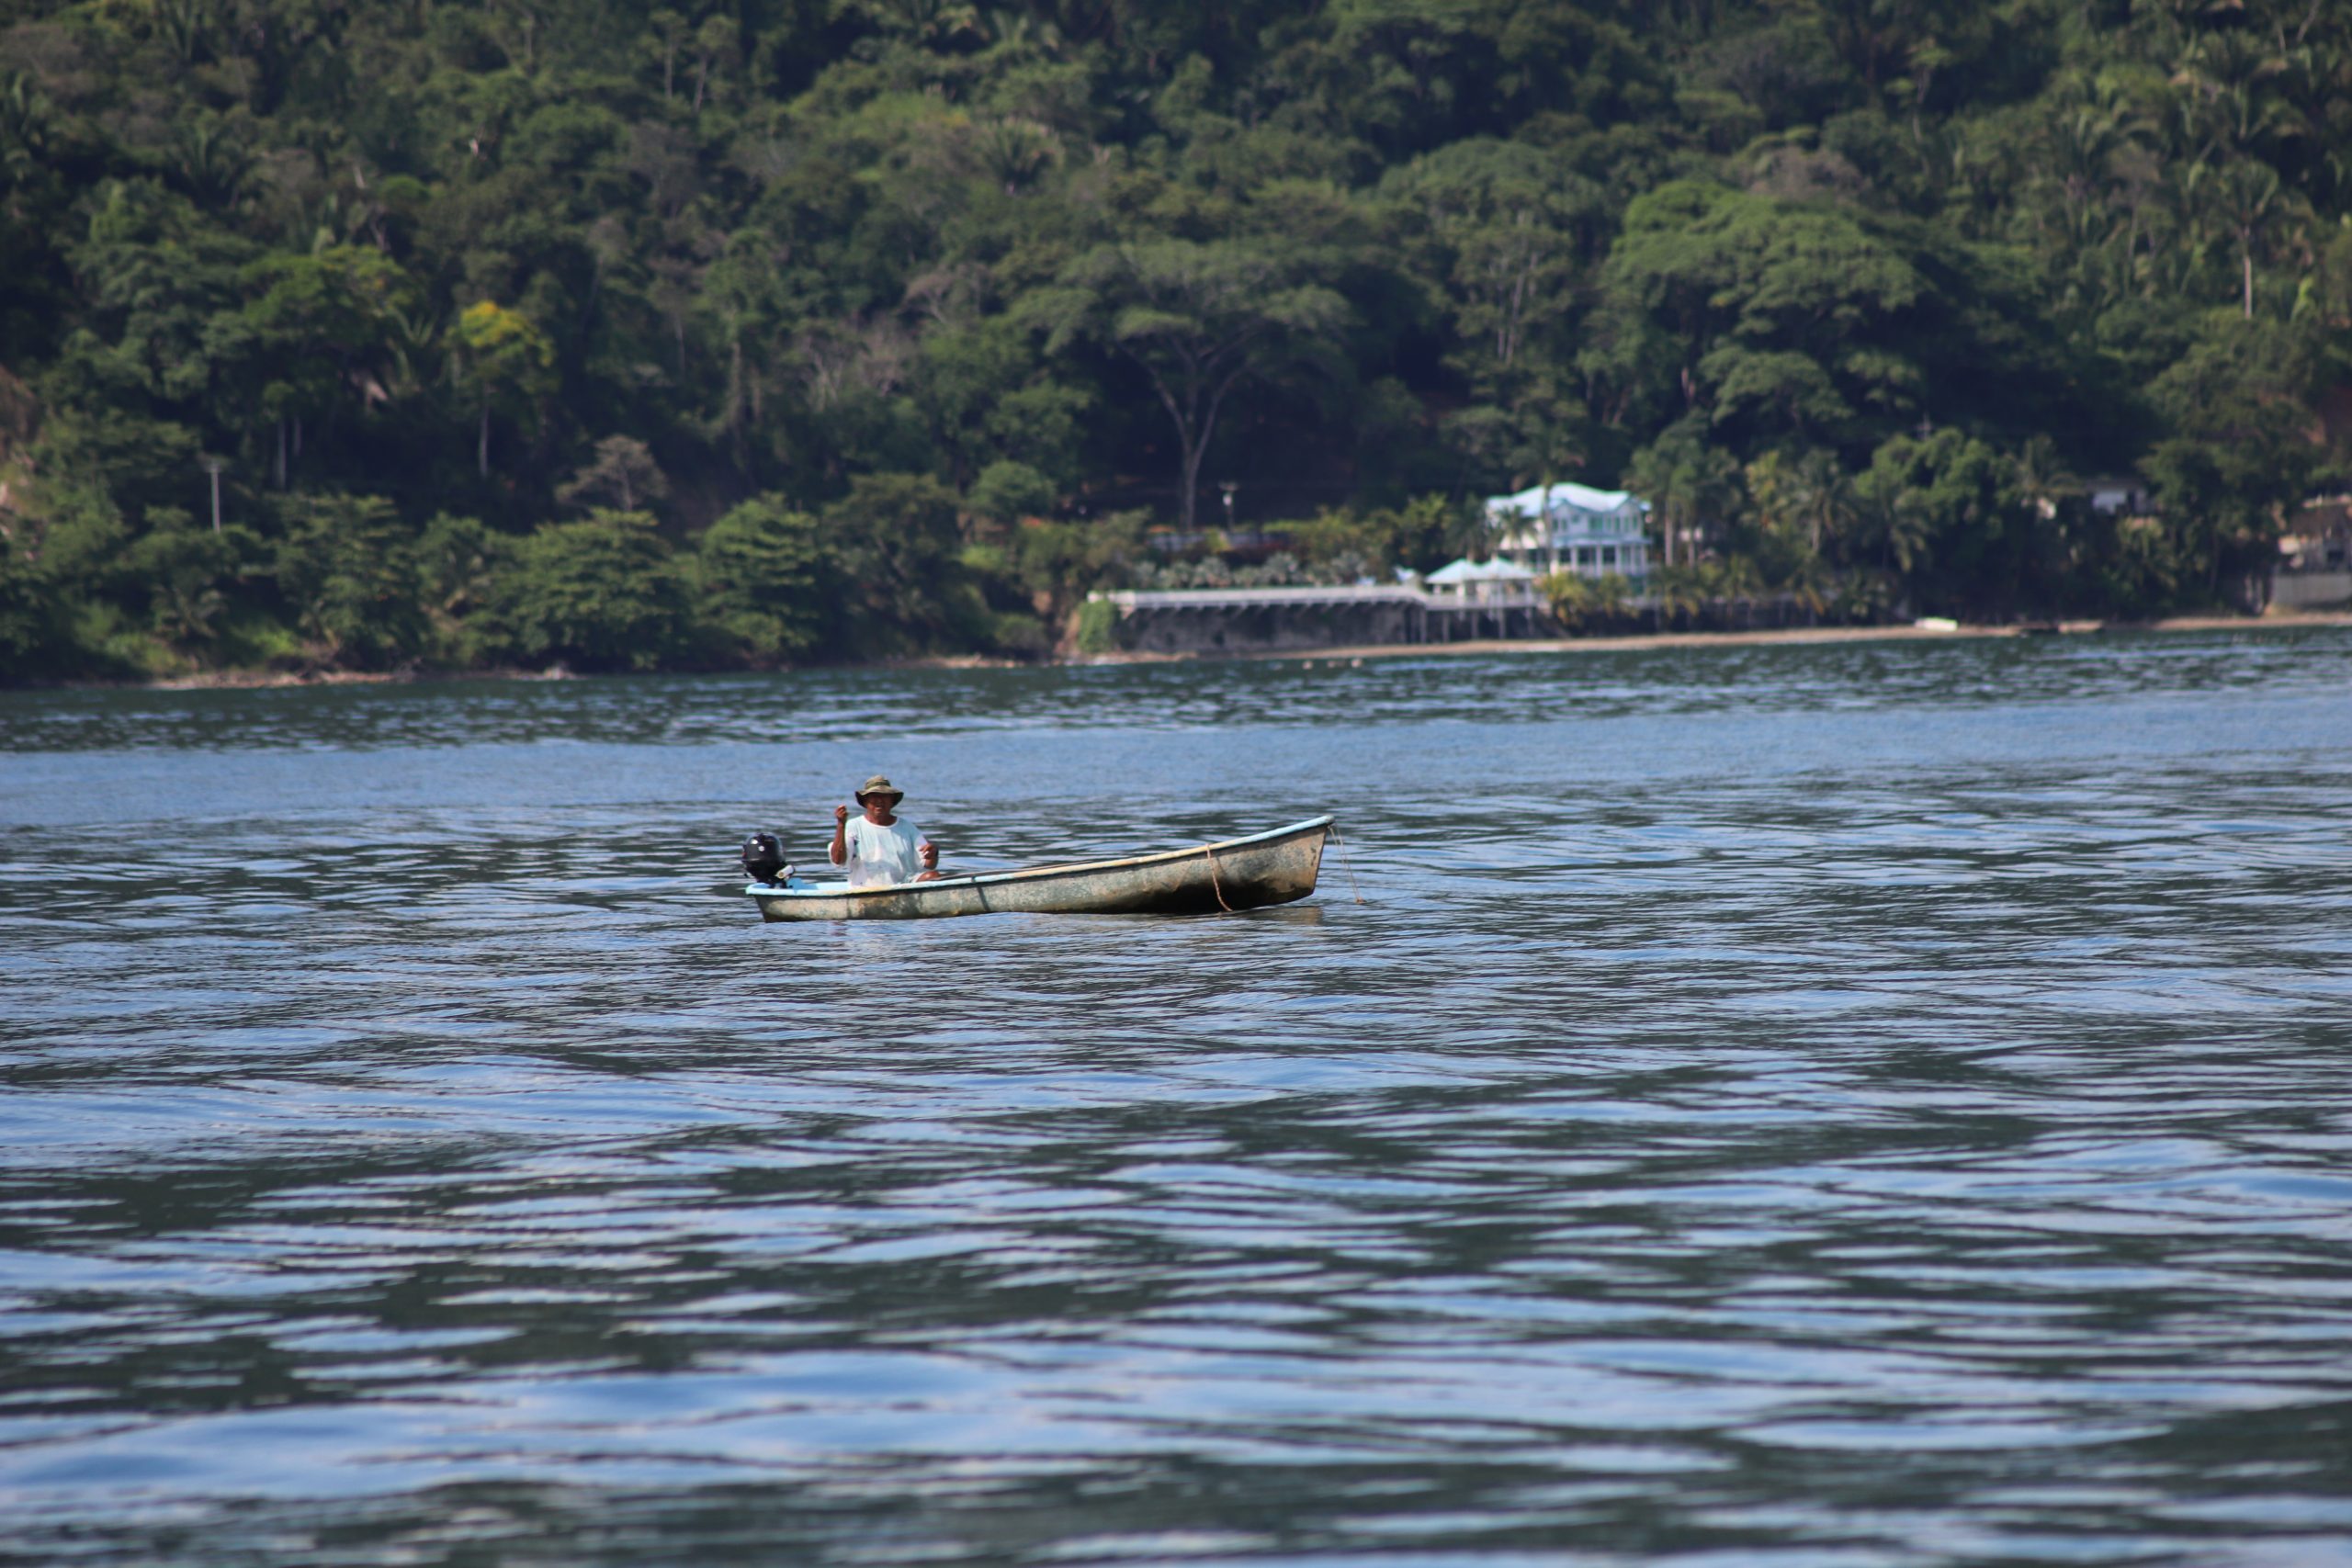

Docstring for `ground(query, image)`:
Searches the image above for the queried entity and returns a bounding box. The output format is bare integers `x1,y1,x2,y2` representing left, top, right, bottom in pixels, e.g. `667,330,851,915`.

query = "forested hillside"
2,0,2347,678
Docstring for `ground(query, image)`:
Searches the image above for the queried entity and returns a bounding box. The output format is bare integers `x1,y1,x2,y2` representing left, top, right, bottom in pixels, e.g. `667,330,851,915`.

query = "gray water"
4,631,2351,1567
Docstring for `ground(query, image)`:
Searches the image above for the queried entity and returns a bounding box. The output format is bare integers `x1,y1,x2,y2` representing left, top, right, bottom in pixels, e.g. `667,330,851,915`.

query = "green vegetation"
2,0,2347,679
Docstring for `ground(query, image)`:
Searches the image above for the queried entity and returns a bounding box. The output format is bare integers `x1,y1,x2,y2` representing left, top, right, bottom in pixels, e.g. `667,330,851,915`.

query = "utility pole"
200,457,226,533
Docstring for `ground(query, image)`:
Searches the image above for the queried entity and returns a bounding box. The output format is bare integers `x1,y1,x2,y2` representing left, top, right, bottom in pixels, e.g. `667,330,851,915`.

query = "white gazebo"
1424,557,1538,603
1486,481,1650,582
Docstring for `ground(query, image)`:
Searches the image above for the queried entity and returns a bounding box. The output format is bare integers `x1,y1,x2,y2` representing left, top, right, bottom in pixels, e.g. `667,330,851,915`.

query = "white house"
1486,481,1651,582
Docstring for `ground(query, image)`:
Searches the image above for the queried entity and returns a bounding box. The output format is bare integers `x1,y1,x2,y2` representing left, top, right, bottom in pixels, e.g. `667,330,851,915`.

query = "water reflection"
2,631,2350,1564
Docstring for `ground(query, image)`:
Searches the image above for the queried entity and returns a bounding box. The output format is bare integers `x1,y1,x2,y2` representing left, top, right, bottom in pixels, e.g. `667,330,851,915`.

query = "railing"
1097,585,1548,611
1098,585,1428,609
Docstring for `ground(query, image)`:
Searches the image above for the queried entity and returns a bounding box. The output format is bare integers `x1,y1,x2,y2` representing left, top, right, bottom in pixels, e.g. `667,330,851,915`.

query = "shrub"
1072,596,1120,653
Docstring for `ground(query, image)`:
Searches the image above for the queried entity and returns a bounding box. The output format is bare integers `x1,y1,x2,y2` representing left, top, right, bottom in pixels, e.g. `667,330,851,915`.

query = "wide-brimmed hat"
854,774,904,803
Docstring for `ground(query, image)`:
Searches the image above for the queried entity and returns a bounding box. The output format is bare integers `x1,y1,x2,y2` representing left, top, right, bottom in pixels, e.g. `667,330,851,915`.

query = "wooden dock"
1096,584,1550,649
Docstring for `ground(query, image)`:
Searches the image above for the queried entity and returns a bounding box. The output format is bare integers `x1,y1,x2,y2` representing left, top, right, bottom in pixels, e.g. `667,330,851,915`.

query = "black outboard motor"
741,831,790,887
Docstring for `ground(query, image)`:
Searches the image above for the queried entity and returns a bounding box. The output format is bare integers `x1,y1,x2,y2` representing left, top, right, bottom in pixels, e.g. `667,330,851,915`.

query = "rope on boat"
1331,824,1365,905
1203,843,1238,913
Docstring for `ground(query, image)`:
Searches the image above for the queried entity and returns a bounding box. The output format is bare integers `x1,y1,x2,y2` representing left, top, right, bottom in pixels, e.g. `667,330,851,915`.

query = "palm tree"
2048,89,2152,253
1628,425,1739,569
2191,159,2309,318
1786,449,1856,557
2011,435,2074,515
1854,484,1928,576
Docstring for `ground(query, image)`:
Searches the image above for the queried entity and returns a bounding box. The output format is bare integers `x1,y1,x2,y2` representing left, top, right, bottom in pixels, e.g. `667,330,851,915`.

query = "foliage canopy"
2,0,2347,678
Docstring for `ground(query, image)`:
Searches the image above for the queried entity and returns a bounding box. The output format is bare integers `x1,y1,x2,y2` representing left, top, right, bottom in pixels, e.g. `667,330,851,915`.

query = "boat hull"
746,817,1333,921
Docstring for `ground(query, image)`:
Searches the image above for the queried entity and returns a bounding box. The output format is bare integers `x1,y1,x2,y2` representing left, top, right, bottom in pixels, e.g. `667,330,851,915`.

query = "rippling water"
5,630,2351,1566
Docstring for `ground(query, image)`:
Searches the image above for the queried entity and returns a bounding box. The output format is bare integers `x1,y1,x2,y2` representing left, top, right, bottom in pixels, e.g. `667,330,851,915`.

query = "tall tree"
447,301,557,479
1028,238,1351,530
1627,421,1742,569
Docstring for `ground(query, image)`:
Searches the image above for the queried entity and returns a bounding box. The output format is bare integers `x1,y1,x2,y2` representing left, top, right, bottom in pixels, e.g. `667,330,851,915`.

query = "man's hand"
835,804,851,826
919,840,938,870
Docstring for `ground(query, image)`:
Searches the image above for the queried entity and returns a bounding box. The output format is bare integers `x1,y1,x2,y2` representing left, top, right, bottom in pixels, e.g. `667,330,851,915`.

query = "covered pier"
1094,583,1552,655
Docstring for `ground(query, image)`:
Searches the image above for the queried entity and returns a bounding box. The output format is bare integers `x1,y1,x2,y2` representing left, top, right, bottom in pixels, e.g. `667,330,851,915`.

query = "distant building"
2283,494,2352,570
1486,482,1651,582
2274,494,2352,611
2085,477,2153,517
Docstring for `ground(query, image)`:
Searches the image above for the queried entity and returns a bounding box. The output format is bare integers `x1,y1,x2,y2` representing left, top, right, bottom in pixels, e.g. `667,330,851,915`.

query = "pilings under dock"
1095,584,1553,655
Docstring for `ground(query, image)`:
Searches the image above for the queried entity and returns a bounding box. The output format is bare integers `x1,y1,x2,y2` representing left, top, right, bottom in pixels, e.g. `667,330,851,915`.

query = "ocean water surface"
3,630,2350,1565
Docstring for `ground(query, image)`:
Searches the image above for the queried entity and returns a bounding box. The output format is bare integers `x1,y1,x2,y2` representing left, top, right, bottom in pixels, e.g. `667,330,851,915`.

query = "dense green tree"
2143,314,2322,603
486,510,691,671
1027,236,1352,530
273,494,428,669
822,471,978,655
1,0,2348,682
1853,429,2030,613
243,248,419,489
415,511,509,651
448,299,559,479
692,495,833,665
559,435,670,514
1589,180,1933,452
119,509,208,631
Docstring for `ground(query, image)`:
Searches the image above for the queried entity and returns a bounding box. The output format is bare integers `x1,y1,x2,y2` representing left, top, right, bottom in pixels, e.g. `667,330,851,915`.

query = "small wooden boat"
744,816,1335,921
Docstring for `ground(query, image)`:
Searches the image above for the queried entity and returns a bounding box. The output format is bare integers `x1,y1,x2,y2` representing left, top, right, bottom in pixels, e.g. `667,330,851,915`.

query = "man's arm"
831,804,850,865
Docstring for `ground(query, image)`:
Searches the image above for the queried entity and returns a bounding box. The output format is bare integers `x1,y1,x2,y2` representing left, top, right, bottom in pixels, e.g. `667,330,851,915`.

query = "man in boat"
831,774,943,886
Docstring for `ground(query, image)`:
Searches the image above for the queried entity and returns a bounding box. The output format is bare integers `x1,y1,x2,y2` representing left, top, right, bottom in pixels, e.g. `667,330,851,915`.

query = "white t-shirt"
843,815,924,887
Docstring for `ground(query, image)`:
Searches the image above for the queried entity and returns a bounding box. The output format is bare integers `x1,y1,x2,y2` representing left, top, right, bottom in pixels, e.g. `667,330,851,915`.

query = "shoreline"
1216,611,2352,665
24,651,1036,693
14,611,2351,692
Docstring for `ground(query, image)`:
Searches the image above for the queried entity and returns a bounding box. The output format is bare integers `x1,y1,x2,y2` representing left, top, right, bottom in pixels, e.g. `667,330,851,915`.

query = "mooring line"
1203,844,1238,913
1331,824,1365,904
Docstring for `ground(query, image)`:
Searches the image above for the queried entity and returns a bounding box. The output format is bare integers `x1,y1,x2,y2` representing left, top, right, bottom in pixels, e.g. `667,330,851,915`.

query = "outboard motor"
741,831,790,887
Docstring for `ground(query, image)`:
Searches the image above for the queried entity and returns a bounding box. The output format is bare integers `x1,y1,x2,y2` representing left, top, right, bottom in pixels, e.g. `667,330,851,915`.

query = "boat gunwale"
744,815,1334,903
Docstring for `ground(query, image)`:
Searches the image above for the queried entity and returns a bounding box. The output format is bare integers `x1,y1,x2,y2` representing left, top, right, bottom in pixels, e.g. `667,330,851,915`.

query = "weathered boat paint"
745,816,1334,921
